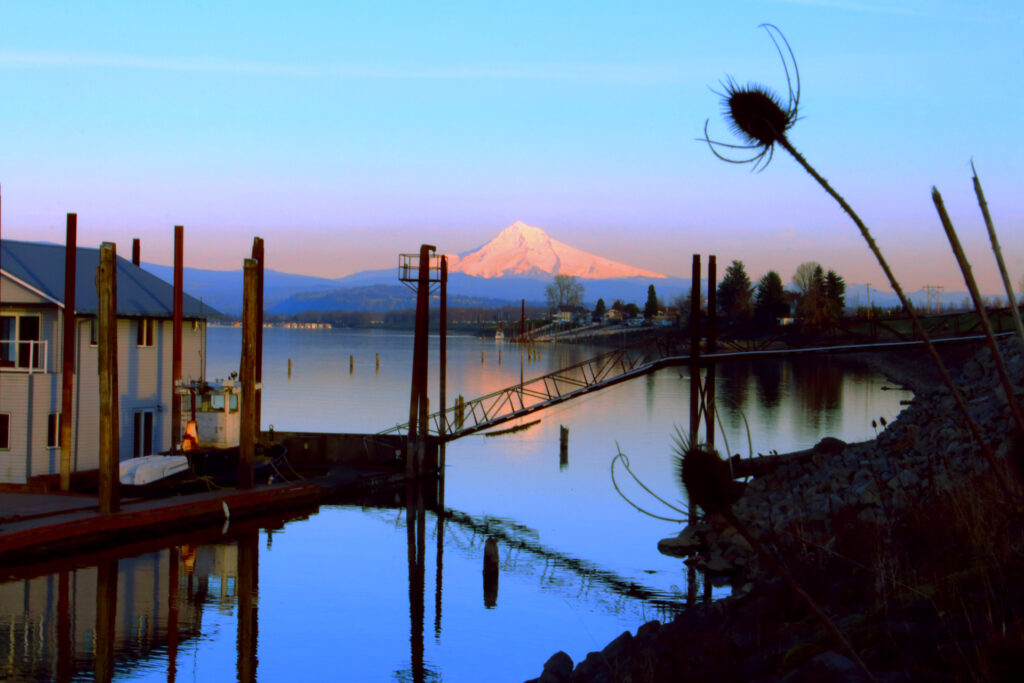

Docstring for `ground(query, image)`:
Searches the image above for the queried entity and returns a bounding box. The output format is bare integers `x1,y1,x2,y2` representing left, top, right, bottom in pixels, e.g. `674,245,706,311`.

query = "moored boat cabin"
0,239,214,484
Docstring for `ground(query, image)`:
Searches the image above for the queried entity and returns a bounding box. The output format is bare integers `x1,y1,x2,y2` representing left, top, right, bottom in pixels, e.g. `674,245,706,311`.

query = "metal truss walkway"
379,339,668,441
379,331,1002,442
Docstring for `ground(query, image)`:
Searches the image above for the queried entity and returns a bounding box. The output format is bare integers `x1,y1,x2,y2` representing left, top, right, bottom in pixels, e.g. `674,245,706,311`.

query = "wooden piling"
498,348,501,365
481,351,485,365
407,244,435,478
350,355,354,373
97,242,120,513
687,253,701,607
238,258,258,490
172,225,184,451
252,237,265,431
483,536,499,608
705,255,717,450
559,425,569,470
60,214,77,491
288,358,292,377
440,256,448,449
376,352,380,372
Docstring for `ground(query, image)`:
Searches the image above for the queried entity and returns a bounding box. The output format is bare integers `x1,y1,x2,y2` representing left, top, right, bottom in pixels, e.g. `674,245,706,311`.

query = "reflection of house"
0,543,239,680
0,240,212,484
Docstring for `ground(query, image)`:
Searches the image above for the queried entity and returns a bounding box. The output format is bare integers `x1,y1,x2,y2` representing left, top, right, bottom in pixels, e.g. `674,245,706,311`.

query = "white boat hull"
119,455,189,486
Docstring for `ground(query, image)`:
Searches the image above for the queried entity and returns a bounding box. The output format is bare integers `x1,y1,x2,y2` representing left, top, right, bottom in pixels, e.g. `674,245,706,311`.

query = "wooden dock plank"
0,483,319,562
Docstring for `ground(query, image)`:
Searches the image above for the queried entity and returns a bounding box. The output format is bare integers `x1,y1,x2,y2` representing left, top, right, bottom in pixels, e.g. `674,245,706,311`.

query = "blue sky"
1,1,1021,292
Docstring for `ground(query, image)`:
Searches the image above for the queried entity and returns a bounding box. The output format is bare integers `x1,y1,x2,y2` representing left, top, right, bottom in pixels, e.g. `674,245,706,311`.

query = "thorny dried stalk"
702,24,1011,492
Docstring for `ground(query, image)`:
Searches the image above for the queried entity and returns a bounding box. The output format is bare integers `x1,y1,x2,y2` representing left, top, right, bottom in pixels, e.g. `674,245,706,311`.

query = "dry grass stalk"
932,186,1024,436
972,162,1024,342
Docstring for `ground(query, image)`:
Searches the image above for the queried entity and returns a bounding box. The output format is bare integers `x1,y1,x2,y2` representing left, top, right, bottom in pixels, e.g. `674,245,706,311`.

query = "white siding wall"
1,314,207,483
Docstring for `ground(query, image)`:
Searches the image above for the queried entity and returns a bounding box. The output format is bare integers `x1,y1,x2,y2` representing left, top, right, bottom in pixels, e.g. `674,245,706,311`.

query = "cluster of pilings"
17,206,267,510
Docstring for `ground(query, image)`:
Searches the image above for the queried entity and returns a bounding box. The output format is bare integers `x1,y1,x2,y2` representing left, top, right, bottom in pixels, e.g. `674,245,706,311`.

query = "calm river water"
1,327,912,682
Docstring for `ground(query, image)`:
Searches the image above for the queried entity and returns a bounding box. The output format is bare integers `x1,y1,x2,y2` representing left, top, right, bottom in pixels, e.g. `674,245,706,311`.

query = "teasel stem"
932,187,1024,435
775,136,1008,489
972,162,1024,342
723,508,877,682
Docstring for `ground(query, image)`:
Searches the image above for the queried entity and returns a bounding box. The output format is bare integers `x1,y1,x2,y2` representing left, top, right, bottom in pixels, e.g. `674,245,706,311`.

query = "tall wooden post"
239,259,257,490
131,238,141,266
172,226,183,451
60,214,77,491
439,255,447,470
687,254,701,605
705,255,717,450
252,238,265,432
688,254,702,446
97,243,120,513
406,244,434,478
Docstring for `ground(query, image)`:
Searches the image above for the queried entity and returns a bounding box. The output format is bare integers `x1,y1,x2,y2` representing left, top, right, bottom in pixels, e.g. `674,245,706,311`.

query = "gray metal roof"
1,239,218,317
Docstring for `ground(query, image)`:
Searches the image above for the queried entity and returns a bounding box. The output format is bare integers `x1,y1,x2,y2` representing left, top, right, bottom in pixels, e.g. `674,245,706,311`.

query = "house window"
133,410,155,458
1,314,42,369
136,318,154,347
47,412,62,449
0,413,9,450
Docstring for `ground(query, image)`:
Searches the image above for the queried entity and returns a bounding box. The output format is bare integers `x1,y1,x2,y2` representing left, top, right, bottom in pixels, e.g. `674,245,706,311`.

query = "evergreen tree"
644,285,659,320
753,270,787,326
593,298,607,319
798,264,830,329
717,260,753,324
824,270,846,327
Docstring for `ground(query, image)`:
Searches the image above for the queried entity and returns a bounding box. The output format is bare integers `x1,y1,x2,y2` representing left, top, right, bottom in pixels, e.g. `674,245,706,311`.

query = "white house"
0,239,214,484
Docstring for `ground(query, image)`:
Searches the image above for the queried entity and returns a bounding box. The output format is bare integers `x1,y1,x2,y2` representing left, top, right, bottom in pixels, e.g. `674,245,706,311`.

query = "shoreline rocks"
527,339,1024,682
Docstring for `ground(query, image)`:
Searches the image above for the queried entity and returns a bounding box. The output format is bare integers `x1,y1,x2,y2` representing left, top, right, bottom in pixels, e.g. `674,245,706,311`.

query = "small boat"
119,454,189,486
495,323,504,341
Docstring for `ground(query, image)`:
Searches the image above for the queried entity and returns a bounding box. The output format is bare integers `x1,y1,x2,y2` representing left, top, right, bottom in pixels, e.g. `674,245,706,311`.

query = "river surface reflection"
0,328,912,681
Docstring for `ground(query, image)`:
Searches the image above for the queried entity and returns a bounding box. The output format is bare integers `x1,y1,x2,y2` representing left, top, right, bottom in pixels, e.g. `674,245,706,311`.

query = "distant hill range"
142,221,1005,316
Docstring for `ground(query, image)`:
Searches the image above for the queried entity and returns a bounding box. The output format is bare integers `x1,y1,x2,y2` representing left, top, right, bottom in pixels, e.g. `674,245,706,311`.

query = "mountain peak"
448,221,665,280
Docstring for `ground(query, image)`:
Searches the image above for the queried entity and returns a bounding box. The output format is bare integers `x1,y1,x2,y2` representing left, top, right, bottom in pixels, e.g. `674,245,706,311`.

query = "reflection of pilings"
406,482,427,683
442,509,682,612
168,546,180,683
57,569,72,683
236,530,259,683
434,473,445,640
94,559,119,683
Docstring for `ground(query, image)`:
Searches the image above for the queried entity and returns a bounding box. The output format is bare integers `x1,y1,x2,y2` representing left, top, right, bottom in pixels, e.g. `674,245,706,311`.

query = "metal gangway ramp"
379,339,669,441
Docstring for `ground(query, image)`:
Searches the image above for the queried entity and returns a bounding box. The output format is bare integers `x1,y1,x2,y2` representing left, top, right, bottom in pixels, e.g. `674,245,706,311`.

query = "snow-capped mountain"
447,221,666,280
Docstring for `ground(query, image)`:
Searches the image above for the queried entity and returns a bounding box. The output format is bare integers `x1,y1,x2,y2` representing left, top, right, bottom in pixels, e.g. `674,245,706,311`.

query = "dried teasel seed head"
679,445,738,515
725,83,792,147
